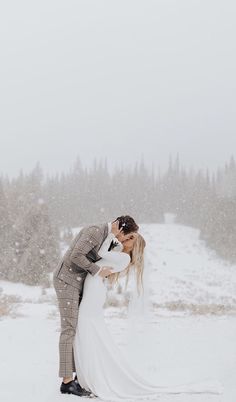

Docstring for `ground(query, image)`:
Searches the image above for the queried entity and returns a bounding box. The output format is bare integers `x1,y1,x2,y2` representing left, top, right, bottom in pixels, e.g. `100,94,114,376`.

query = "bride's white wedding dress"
74,245,221,401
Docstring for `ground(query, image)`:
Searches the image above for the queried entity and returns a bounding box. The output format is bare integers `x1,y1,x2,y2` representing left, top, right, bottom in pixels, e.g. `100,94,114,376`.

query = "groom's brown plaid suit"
53,223,109,378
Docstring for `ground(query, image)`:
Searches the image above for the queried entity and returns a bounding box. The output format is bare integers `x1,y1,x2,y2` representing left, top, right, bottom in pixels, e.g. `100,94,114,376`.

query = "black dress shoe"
77,384,95,398
60,380,91,396
74,376,96,398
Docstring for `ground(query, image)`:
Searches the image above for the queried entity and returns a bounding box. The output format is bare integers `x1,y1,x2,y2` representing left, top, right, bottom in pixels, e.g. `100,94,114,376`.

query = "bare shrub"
0,291,21,318
153,301,236,316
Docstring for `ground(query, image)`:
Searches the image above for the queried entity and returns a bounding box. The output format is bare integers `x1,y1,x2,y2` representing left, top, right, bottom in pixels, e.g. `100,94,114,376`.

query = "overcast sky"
0,0,235,177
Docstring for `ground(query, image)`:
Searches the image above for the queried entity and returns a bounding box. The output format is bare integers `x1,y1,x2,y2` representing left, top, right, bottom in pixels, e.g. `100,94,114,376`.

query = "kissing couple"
53,215,221,400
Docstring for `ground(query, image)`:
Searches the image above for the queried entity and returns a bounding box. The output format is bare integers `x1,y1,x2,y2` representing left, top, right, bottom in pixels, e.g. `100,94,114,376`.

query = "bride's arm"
96,251,131,273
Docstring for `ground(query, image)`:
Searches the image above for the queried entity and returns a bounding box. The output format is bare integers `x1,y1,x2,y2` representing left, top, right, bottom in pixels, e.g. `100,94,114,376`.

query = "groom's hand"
98,266,114,278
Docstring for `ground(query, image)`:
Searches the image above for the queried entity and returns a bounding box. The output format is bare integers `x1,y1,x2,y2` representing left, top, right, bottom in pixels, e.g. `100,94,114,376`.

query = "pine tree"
0,180,12,278
15,200,60,286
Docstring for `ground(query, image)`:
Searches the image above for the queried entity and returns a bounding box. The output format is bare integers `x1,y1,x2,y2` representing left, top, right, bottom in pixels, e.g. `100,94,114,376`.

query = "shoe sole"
61,390,94,398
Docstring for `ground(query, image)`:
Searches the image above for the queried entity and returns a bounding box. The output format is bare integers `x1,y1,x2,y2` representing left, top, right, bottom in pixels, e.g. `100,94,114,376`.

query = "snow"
141,224,236,312
0,223,236,402
0,280,43,301
0,280,55,303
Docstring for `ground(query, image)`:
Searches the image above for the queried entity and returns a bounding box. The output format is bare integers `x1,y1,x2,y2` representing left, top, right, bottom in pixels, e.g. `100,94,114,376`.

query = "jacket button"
77,277,81,281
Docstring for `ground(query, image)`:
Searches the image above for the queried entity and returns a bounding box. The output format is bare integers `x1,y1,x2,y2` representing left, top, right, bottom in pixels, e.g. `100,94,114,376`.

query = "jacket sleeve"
70,226,103,276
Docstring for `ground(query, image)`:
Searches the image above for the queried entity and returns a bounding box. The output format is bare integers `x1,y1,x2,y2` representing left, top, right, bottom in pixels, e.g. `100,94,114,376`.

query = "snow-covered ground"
0,223,236,402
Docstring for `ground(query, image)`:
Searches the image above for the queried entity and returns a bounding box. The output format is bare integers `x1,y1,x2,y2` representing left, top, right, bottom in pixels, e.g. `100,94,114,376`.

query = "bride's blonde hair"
109,234,146,295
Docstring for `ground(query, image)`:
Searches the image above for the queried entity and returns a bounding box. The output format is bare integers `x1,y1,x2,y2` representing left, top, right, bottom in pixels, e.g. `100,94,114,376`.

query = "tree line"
0,155,236,286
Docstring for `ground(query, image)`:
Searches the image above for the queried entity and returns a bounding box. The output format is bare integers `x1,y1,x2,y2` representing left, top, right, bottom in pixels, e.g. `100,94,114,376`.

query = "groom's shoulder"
79,222,108,237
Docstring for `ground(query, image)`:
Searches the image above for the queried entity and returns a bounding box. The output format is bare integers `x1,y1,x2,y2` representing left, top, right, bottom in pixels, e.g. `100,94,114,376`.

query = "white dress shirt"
94,222,120,276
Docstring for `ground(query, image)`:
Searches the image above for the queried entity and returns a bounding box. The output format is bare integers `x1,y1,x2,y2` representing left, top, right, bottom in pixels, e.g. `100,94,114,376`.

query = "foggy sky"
0,0,235,177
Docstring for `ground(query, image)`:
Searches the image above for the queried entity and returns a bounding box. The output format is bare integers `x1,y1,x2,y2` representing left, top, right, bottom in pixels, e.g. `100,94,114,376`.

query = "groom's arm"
70,226,102,276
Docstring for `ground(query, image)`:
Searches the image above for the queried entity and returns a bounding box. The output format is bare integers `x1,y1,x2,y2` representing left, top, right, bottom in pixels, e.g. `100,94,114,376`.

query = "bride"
73,233,221,400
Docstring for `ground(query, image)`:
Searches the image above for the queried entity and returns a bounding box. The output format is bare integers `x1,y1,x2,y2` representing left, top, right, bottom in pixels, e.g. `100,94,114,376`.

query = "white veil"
123,252,158,378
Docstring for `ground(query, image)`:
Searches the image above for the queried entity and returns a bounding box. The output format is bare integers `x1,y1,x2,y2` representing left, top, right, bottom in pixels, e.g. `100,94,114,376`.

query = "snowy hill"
0,223,235,402
142,223,236,314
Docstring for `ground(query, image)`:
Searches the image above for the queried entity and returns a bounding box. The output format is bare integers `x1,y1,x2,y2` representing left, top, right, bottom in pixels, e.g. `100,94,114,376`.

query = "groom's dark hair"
114,215,139,235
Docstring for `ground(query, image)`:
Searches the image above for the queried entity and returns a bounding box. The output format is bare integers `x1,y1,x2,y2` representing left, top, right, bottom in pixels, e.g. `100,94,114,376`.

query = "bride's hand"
111,220,122,237
98,266,114,278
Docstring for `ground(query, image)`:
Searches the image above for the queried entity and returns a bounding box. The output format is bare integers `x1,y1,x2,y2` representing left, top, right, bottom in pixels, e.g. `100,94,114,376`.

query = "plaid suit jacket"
54,223,109,289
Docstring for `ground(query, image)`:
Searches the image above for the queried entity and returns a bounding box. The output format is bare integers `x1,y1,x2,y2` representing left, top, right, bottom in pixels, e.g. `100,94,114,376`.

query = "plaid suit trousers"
53,276,83,378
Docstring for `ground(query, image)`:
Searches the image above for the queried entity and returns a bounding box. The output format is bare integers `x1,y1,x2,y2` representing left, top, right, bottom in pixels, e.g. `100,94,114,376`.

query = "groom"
53,215,139,397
